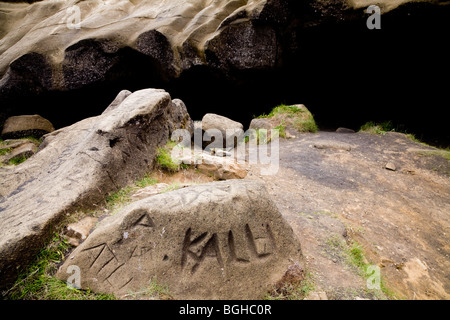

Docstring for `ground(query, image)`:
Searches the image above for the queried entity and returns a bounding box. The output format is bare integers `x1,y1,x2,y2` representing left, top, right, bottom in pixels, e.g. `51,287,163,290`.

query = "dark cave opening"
167,8,449,147
1,3,448,148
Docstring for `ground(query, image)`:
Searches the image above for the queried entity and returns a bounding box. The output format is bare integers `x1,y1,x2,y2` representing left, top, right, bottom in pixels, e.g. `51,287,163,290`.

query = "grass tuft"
274,124,286,139
257,104,304,119
322,234,399,300
0,147,12,156
359,121,394,135
122,277,172,300
264,272,315,300
256,104,318,134
5,233,115,300
134,174,158,189
294,117,318,133
8,154,28,165
156,141,189,172
105,173,160,213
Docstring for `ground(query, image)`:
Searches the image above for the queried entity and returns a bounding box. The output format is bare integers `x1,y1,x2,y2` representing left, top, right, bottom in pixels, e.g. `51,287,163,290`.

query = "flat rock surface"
246,131,450,299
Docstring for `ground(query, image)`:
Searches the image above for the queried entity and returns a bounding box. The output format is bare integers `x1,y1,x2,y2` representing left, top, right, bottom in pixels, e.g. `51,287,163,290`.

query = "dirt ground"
19,129,447,300
245,130,450,300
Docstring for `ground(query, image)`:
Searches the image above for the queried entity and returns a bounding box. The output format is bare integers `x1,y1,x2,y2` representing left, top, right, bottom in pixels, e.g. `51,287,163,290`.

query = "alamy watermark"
66,5,82,30
66,265,81,289
366,5,381,30
53,2,81,30
366,265,381,290
58,3,382,31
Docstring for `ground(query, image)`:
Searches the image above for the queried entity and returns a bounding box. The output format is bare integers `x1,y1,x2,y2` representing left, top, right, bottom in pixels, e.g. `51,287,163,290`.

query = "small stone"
3,142,37,164
312,141,352,151
1,114,54,139
336,127,355,133
201,113,244,150
385,162,397,171
211,148,232,157
65,217,98,241
180,151,247,180
249,118,273,131
285,132,296,139
64,236,81,247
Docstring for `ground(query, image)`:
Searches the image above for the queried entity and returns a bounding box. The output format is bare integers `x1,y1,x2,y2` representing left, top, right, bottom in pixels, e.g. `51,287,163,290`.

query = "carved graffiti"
133,213,154,228
81,243,133,289
77,218,278,290
181,228,224,274
181,223,277,274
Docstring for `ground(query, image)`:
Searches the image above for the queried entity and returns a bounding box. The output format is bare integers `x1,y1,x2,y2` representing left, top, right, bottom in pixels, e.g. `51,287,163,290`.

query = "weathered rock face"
187,152,248,181
167,99,195,137
56,179,304,300
201,113,244,150
1,0,448,146
64,216,98,247
1,114,54,139
0,88,192,291
1,141,37,164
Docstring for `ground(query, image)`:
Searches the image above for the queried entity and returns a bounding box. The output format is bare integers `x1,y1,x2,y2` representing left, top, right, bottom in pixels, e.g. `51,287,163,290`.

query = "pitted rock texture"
1,0,414,88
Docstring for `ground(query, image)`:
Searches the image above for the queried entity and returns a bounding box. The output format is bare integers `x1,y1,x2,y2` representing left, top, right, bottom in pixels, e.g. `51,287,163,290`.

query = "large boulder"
167,99,195,137
178,150,248,181
56,180,304,299
201,113,244,150
0,88,193,291
1,114,54,139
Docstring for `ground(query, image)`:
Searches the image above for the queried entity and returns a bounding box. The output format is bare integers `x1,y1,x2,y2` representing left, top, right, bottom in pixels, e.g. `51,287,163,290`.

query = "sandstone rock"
285,132,296,139
0,88,193,291
167,99,194,138
130,183,170,201
178,151,248,180
275,261,305,290
64,216,99,247
1,114,54,139
66,217,98,241
385,162,397,171
249,117,299,139
2,141,37,164
101,90,132,115
197,158,247,180
56,180,304,299
312,141,352,151
0,139,29,150
249,118,274,131
201,113,244,150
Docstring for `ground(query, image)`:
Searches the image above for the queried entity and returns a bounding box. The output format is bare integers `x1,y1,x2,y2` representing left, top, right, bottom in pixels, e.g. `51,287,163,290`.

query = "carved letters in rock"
56,180,304,299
